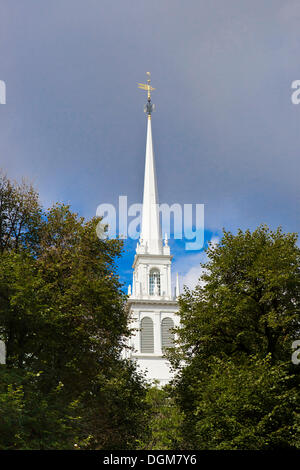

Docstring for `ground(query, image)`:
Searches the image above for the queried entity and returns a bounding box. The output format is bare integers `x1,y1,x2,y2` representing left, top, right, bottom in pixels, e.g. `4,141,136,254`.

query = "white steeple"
126,74,179,386
139,116,162,255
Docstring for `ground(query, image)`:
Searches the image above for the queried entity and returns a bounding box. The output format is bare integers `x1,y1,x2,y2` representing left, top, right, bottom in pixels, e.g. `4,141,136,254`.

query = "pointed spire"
139,96,162,255
137,74,162,254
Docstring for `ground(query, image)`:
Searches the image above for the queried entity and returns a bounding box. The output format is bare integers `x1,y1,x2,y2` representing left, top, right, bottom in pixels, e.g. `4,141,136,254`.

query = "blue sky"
1,1,300,291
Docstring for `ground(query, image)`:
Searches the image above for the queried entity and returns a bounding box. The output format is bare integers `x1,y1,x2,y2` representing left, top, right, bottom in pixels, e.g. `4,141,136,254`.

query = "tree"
136,386,184,450
0,172,42,254
0,174,148,449
0,368,80,450
169,225,300,449
174,355,299,450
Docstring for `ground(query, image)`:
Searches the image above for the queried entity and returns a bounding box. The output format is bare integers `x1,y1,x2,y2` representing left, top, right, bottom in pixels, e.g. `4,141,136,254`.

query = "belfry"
126,74,179,385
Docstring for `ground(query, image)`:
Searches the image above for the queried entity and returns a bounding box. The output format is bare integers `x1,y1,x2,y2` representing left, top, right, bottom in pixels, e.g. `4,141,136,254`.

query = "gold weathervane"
138,72,155,116
138,72,155,99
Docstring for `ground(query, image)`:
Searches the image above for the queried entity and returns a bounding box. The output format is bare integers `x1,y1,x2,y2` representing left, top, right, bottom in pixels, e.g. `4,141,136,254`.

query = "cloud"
1,0,299,238
181,262,207,291
173,236,219,291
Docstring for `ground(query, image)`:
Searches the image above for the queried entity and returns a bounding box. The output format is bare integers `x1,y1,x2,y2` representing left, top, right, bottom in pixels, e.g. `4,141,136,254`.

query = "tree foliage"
0,173,147,449
136,386,184,450
169,226,300,449
2,173,300,450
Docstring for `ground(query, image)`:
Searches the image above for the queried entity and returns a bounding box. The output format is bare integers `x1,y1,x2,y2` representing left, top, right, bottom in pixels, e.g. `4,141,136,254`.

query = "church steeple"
137,73,162,255
126,74,179,385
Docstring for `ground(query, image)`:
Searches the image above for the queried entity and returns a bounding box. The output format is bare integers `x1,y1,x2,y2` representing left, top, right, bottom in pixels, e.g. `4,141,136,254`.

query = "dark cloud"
0,0,299,238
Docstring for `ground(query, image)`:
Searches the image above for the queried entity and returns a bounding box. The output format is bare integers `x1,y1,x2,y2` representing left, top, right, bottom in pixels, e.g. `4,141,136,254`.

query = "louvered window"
140,317,154,353
161,317,174,350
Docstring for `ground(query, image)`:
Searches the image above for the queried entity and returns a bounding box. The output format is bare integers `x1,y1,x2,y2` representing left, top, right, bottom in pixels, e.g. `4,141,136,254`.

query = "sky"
1,1,300,290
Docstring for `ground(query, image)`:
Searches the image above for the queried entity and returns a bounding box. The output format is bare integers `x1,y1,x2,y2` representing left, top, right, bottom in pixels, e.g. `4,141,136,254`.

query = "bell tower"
126,74,179,385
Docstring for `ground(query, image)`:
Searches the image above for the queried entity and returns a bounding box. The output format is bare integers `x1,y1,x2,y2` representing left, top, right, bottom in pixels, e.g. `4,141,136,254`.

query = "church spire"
137,73,162,254
126,75,178,386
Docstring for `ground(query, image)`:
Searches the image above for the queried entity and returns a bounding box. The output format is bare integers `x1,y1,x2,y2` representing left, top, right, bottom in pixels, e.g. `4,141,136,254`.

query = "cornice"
128,297,178,307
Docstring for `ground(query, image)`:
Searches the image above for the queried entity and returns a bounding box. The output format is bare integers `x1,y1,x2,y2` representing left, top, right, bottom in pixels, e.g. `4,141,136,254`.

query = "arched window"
140,317,154,353
161,317,174,350
149,269,161,296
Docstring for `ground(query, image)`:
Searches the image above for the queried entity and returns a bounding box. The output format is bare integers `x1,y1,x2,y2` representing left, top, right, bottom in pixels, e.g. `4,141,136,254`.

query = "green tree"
170,226,300,449
0,172,42,254
0,368,80,450
137,386,184,450
174,356,299,450
0,174,148,449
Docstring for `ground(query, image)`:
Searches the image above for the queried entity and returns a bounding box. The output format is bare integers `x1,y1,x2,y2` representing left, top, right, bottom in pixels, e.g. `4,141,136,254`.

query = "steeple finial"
138,72,155,118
